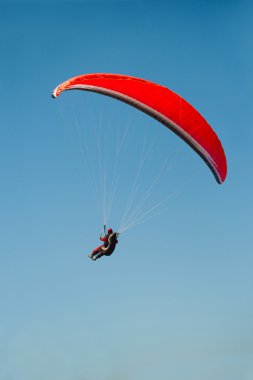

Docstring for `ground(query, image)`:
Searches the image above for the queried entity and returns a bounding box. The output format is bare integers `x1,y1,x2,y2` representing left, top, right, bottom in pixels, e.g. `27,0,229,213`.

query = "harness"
100,232,118,254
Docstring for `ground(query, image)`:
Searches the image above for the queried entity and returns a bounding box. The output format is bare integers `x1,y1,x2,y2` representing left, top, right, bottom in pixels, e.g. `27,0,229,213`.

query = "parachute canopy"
52,73,227,184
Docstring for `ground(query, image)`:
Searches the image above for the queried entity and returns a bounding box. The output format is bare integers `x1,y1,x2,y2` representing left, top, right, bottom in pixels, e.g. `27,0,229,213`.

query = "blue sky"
0,1,252,379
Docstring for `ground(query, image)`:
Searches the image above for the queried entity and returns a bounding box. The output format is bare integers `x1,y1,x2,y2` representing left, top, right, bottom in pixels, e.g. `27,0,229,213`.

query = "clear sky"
0,1,252,380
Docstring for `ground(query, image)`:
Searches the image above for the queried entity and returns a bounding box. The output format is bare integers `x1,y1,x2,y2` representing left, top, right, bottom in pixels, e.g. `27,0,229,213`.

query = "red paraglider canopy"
52,73,227,183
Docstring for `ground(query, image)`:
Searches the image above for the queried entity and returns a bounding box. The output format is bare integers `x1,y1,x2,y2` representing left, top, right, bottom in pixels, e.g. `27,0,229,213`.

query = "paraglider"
88,227,119,261
52,73,227,184
52,73,227,261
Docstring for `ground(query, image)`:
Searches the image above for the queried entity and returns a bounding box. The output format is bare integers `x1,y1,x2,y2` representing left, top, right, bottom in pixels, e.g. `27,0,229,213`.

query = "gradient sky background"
0,1,252,379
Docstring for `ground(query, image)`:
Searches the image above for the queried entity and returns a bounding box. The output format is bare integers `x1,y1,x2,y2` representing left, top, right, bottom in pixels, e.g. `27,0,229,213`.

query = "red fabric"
52,73,227,183
92,245,103,254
